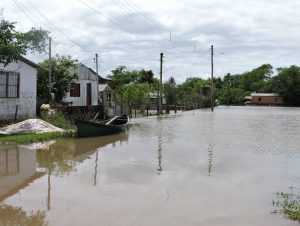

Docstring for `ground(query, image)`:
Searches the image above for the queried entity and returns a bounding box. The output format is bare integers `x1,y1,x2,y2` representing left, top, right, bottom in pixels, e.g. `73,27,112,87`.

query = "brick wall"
251,96,284,105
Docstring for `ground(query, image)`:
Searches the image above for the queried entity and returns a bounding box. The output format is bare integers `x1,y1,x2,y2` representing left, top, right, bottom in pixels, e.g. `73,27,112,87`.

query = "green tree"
271,66,300,106
163,76,176,113
0,17,48,66
240,64,273,91
37,55,79,103
137,69,155,84
107,66,133,89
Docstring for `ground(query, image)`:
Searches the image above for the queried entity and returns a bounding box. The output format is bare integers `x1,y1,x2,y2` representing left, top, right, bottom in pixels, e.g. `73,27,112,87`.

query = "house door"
86,83,91,106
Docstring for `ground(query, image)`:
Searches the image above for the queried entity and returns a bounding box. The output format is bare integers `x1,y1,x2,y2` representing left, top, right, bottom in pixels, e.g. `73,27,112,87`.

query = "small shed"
98,84,113,107
0,56,39,121
251,93,284,106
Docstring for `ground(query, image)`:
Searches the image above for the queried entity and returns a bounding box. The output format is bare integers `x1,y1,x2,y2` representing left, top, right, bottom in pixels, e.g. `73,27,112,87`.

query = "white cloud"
2,0,300,83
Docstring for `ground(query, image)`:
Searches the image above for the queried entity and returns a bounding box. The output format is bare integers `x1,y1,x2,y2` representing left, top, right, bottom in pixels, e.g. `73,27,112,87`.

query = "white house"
0,56,39,121
63,63,98,106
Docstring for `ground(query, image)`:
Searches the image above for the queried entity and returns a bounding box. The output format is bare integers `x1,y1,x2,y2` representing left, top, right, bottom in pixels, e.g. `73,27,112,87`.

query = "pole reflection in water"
47,148,52,211
93,151,99,186
157,141,163,174
208,144,213,176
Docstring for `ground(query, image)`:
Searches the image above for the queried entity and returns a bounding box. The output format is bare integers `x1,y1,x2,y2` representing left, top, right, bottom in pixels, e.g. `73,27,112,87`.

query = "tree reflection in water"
0,204,48,226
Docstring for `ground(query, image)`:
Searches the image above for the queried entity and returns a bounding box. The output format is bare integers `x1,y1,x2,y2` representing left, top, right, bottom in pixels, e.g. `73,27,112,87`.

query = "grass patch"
272,187,300,222
40,110,74,130
0,130,76,145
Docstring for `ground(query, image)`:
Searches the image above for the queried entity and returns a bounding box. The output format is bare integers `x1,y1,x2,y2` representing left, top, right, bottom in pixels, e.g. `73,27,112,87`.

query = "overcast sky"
2,0,300,83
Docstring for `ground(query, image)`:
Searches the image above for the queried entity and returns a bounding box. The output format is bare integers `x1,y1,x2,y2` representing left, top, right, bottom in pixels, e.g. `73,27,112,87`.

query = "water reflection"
39,134,129,209
0,146,45,202
157,140,163,174
208,144,213,176
0,133,128,222
0,204,48,226
36,133,129,175
93,151,99,186
0,147,20,177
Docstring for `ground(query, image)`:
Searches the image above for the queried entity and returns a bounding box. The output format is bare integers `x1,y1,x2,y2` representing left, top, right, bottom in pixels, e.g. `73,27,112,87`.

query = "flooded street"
1,106,300,226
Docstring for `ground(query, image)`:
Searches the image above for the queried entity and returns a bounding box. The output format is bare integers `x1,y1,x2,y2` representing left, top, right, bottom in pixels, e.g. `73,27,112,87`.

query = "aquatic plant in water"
272,187,300,222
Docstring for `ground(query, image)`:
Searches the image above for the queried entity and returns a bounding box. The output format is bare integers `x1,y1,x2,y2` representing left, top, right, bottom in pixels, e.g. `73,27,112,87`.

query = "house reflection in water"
0,146,45,202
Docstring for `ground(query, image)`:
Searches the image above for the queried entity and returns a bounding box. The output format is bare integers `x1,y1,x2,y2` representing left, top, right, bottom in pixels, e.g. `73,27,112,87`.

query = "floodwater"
1,106,300,226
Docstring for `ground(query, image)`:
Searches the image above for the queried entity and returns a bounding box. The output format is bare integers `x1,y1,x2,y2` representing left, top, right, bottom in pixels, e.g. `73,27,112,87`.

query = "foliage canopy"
0,16,48,66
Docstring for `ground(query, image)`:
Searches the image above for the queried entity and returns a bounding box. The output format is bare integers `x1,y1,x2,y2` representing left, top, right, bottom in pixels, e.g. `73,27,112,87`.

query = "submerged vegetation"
272,188,300,222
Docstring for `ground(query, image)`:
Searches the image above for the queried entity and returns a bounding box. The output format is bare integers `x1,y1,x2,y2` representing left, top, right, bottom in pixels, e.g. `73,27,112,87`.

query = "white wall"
63,80,98,106
63,64,98,106
0,61,37,120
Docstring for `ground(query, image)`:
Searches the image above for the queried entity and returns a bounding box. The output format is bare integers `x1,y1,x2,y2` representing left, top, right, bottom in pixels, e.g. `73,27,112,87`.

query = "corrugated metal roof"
99,84,112,92
251,93,281,97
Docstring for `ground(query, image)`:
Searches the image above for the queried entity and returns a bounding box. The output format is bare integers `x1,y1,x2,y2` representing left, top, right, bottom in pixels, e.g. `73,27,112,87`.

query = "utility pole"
95,53,99,76
95,53,99,105
210,45,214,112
159,53,163,114
48,37,52,104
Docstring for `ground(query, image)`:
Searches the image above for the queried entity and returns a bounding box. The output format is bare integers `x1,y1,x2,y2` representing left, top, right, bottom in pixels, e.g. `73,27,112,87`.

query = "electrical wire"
12,0,40,27
78,0,142,35
25,0,92,53
109,0,170,40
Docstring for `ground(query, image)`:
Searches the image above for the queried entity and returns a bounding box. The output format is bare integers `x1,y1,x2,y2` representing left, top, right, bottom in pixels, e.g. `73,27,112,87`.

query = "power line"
109,0,170,40
121,0,169,34
12,0,40,27
121,0,192,45
78,0,143,35
12,0,93,60
25,0,92,53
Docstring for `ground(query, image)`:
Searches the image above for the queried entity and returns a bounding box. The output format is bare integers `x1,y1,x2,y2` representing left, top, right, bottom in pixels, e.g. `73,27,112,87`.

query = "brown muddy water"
1,106,300,226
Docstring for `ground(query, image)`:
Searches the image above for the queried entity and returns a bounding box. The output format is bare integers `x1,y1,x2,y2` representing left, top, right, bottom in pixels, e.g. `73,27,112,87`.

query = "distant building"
250,93,284,106
0,56,40,121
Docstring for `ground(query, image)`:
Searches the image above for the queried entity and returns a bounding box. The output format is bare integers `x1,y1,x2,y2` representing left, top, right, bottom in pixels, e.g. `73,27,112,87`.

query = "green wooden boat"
75,114,129,138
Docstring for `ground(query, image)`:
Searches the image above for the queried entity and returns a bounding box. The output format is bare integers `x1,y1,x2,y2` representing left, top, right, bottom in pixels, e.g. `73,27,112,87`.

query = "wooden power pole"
48,37,52,104
95,53,99,104
159,53,163,114
210,45,214,112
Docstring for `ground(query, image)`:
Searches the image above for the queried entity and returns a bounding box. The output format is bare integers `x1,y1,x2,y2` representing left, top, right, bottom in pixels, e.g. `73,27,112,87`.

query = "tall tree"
0,16,48,66
37,55,79,102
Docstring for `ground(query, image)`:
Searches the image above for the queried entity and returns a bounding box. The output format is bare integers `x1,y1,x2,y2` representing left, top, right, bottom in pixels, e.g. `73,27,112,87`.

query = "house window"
70,83,80,97
106,93,111,102
258,97,261,101
0,71,20,98
274,98,278,102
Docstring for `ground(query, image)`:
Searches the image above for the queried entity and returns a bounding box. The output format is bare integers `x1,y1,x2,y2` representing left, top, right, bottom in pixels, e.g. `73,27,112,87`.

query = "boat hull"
75,119,126,138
